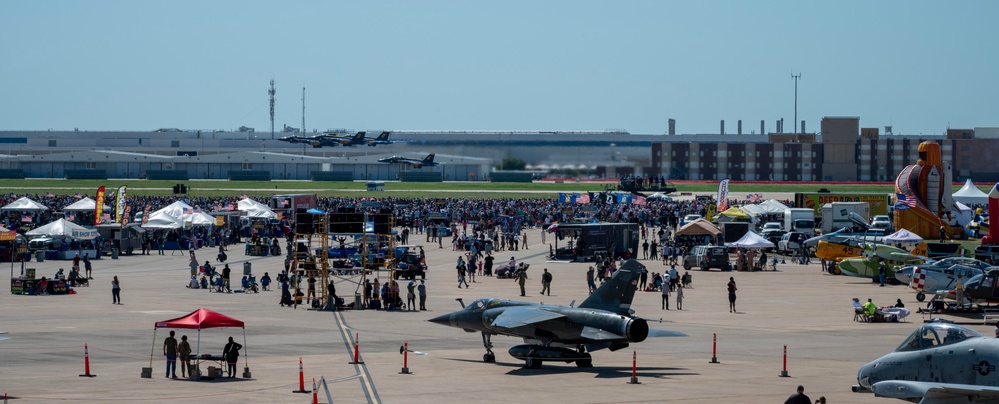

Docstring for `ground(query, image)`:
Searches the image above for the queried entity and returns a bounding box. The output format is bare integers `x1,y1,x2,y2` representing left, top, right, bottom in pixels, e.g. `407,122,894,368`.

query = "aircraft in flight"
428,260,685,368
378,153,437,168
853,322,999,402
365,131,393,146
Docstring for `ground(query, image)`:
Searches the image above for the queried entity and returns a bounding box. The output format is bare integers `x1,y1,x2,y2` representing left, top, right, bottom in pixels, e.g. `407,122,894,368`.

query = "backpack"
542,272,552,283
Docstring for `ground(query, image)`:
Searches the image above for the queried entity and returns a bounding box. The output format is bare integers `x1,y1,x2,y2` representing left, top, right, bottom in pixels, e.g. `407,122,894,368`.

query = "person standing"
307,274,316,304
939,225,947,243
222,336,242,378
642,240,649,259
878,261,886,287
784,385,811,404
956,274,965,306
457,262,469,288
178,335,192,378
676,284,684,310
522,232,528,250
540,268,552,296
83,253,93,279
727,277,737,313
157,233,165,255
190,256,199,278
222,264,231,293
639,270,648,291
661,280,670,310
417,280,427,311
111,275,121,304
586,266,596,294
407,280,417,311
515,266,527,296
163,330,178,379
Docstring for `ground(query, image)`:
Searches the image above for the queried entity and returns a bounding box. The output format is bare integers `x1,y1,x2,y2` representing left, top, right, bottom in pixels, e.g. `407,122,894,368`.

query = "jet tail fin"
376,131,390,141
578,260,644,315
354,131,366,141
422,153,435,165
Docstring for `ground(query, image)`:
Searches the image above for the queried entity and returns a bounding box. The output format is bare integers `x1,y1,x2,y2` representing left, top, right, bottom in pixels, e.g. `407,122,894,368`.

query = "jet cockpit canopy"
895,323,981,352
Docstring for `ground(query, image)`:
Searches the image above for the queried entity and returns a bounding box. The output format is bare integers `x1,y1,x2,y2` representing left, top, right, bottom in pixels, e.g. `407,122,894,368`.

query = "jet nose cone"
428,313,452,326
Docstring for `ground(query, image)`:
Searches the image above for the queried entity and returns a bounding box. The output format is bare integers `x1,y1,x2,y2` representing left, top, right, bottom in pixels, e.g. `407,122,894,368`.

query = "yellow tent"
712,207,752,222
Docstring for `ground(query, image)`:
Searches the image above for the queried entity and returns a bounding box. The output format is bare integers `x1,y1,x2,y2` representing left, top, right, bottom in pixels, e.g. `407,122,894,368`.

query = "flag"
183,208,193,215
114,185,128,223
94,186,106,226
633,195,647,206
897,193,917,208
66,213,75,222
45,192,54,198
74,193,82,199
576,193,590,204
717,179,730,211
194,207,202,213
240,194,249,200
21,214,31,223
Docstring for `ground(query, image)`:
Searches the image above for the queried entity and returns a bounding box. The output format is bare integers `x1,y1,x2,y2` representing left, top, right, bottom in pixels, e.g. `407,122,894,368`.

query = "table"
195,354,227,379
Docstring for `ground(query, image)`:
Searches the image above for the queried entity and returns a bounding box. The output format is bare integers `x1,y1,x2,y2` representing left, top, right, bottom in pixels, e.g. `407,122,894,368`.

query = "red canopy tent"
148,308,249,377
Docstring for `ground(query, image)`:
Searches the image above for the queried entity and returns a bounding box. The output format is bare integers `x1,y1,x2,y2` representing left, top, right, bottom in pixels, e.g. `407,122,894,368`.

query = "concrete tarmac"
0,236,975,403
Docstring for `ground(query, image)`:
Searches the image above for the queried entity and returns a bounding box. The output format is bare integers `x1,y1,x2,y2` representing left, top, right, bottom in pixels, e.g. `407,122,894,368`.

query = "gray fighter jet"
428,260,684,368
853,322,999,402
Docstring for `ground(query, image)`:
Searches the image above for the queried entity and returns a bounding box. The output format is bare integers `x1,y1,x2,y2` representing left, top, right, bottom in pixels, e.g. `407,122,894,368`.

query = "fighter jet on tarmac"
853,322,999,402
365,131,393,146
378,153,437,169
312,131,367,147
428,260,685,368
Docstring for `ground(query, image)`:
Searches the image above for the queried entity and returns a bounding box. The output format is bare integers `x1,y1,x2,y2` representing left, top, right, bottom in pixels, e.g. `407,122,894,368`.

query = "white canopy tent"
63,197,112,212
182,212,216,227
882,229,924,244
646,192,672,201
952,179,989,206
725,231,775,249
237,198,277,219
1,197,49,211
141,210,183,229
155,201,194,219
25,218,98,239
758,199,791,214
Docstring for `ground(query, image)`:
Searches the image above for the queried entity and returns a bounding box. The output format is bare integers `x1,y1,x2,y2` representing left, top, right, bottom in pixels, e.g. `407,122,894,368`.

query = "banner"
95,186,106,225
115,185,128,223
717,179,730,212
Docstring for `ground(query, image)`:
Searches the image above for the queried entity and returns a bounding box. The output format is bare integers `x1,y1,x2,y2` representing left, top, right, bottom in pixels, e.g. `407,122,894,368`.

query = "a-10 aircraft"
854,322,999,402
378,153,437,168
428,260,685,368
278,131,394,148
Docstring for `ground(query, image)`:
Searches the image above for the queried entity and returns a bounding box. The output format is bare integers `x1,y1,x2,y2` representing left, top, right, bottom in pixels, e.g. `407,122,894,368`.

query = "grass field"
0,178,917,198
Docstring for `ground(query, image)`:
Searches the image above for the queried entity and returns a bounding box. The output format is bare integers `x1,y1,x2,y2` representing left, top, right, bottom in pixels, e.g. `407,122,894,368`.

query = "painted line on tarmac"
333,309,381,404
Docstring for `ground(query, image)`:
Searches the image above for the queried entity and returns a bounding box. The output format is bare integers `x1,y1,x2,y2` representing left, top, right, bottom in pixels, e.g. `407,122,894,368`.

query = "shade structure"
25,218,98,239
952,179,989,206
675,218,722,236
758,199,791,214
1,197,48,211
141,210,183,229
237,198,277,219
882,229,924,244
155,200,194,219
63,197,112,212
150,308,248,373
725,231,775,249
182,212,216,226
646,192,672,201
155,308,244,329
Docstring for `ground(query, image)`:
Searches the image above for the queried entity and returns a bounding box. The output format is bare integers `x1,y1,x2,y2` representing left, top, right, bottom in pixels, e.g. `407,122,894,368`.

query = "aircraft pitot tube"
893,141,961,240
982,183,999,245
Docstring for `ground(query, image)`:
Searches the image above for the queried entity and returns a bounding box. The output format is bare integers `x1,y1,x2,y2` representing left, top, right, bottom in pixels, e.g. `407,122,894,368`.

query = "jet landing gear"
575,345,593,368
525,348,542,369
481,333,496,363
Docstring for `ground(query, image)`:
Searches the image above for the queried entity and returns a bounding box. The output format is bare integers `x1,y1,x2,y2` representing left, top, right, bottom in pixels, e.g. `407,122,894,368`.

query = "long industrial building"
0,117,997,181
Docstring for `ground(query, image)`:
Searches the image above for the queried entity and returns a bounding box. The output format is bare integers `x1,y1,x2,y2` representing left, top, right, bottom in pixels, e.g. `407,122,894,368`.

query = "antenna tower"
269,79,276,139
301,85,306,134
791,71,801,134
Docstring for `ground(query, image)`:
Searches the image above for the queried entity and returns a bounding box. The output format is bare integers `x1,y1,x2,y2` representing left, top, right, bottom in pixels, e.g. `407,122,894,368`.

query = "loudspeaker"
296,212,315,234
372,214,391,234
329,213,364,233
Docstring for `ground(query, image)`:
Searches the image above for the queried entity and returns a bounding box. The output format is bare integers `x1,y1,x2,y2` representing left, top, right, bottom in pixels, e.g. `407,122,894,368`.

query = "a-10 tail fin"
578,259,644,315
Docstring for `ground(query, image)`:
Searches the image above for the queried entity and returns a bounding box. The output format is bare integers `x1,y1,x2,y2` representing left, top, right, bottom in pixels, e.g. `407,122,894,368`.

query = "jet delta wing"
854,322,999,403
428,259,684,369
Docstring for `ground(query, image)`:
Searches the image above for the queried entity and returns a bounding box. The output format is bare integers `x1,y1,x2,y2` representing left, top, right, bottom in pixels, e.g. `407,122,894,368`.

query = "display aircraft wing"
871,380,999,402
490,308,564,329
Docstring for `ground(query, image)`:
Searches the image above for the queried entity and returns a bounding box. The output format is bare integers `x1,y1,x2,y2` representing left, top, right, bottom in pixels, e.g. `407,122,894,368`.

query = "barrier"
348,333,364,364
399,342,411,374
292,357,310,393
79,343,96,377
779,345,789,377
709,333,719,363
312,378,318,404
628,350,640,384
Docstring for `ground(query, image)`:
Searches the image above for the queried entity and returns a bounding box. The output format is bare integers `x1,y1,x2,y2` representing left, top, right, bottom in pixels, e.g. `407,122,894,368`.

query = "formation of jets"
377,153,437,169
429,260,685,368
279,131,393,148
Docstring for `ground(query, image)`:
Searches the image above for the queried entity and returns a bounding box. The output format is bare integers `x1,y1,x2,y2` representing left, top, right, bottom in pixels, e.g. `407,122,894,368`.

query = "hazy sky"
2,1,996,135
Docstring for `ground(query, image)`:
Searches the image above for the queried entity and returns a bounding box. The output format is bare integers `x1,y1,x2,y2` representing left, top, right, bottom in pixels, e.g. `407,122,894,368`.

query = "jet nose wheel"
525,358,542,369
916,292,926,302
483,353,496,363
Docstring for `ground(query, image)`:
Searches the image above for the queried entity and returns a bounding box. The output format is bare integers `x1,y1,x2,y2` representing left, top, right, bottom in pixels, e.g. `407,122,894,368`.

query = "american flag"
183,208,193,214
74,193,82,199
21,214,31,223
280,199,289,207
66,213,75,221
576,194,590,204
45,192,55,198
897,193,917,208
194,207,202,213
633,195,647,206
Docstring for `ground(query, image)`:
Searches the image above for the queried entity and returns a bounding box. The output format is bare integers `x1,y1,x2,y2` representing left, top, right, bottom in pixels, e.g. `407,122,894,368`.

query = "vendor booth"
11,267,72,295
148,308,250,380
25,218,99,260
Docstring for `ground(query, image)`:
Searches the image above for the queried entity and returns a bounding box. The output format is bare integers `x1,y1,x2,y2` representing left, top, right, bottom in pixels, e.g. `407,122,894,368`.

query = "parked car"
683,245,730,271
762,222,783,232
777,232,806,255
870,215,892,229
762,230,787,248
680,214,702,226
393,245,427,280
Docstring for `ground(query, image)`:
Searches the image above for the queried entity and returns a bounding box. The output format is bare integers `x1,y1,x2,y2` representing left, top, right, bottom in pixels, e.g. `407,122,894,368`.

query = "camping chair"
854,308,870,322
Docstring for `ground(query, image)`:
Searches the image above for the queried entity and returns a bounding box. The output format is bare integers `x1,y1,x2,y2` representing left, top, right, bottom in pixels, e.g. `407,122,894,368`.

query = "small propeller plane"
428,260,685,369
378,153,437,169
854,322,999,402
895,257,991,302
